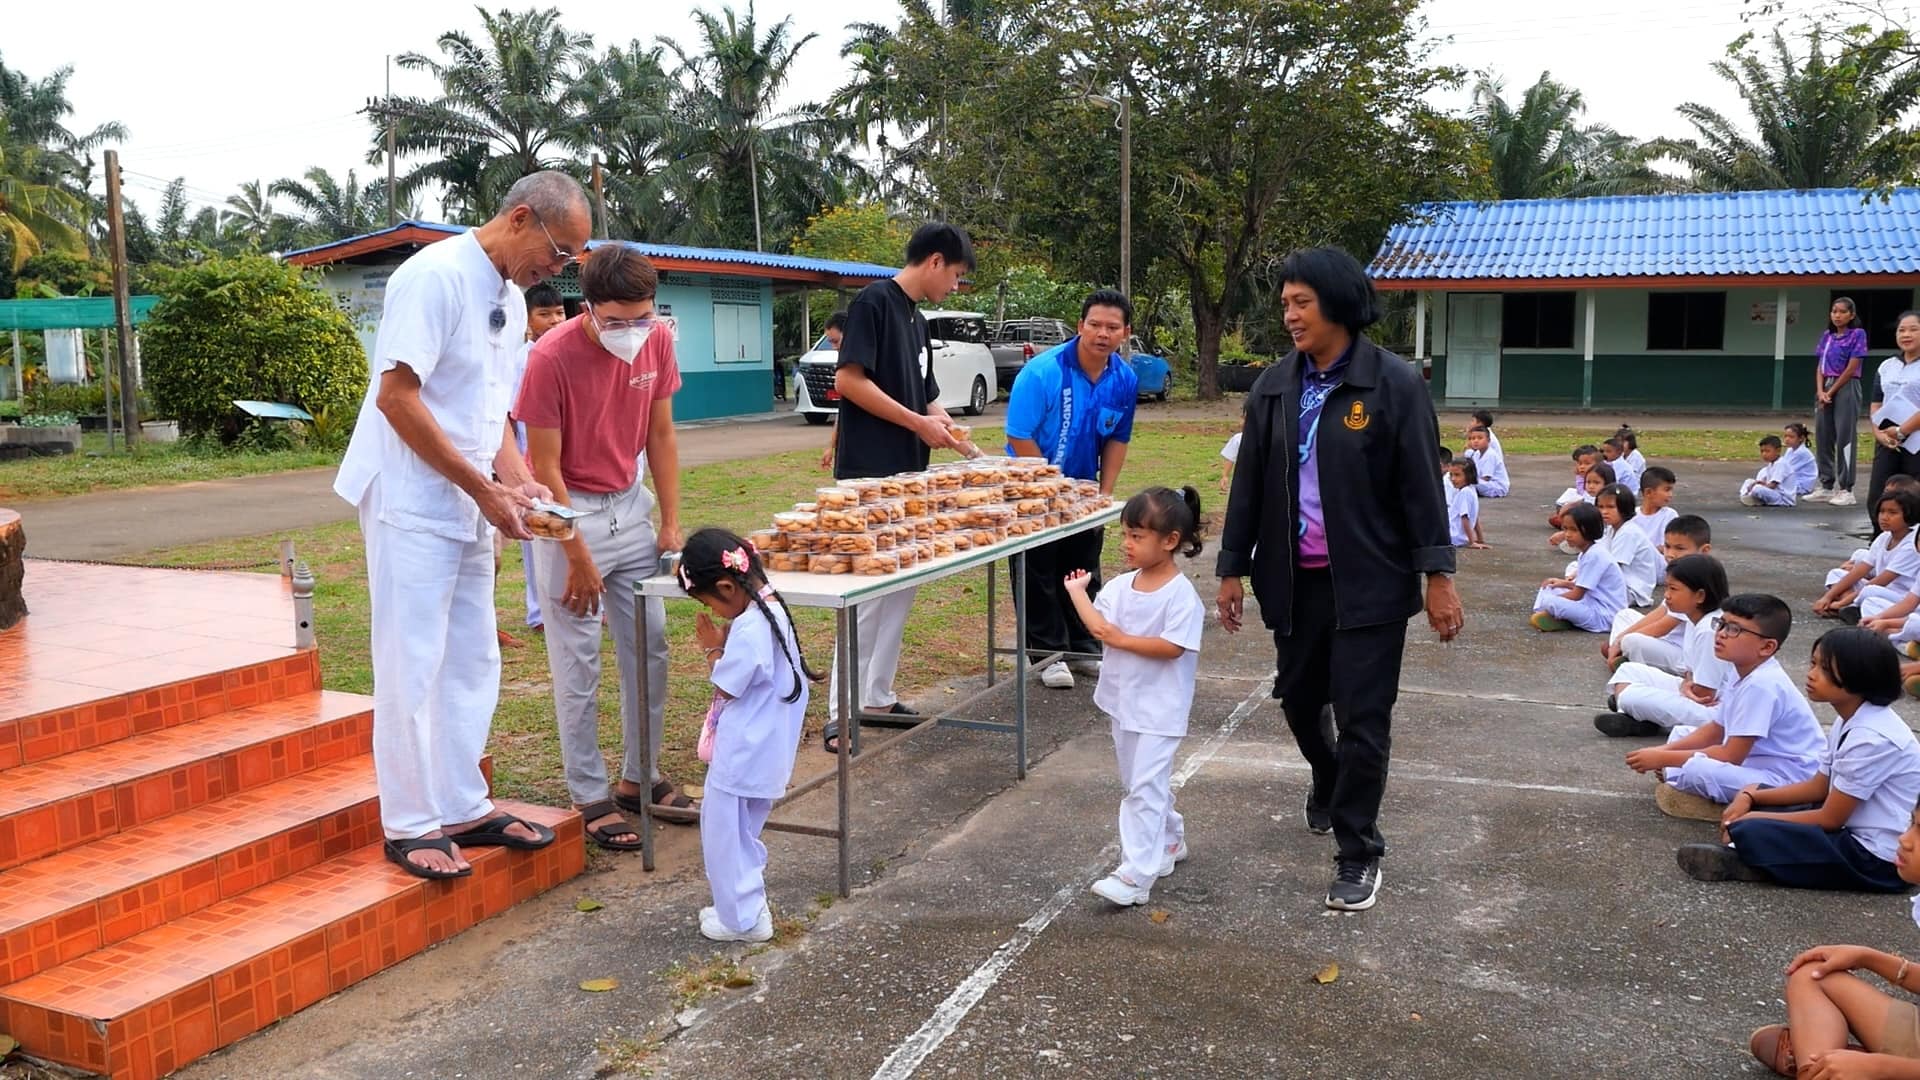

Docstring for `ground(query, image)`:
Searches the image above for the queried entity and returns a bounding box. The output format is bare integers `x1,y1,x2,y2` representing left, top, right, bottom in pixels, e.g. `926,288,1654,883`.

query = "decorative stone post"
0,509,24,631
291,560,316,649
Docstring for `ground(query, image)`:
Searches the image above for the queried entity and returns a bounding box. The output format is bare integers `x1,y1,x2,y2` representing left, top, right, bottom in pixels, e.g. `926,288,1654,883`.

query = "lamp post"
1087,92,1132,299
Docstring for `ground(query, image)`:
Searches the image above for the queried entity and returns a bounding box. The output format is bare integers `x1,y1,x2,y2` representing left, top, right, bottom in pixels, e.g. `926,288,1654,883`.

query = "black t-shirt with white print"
834,279,940,480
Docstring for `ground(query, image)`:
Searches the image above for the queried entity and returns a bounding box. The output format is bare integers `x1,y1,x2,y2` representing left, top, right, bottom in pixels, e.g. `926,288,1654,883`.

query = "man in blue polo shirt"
1005,288,1139,690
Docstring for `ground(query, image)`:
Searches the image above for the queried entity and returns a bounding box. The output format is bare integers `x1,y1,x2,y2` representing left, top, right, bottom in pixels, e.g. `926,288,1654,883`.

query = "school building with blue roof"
284,222,897,421
1370,188,1920,411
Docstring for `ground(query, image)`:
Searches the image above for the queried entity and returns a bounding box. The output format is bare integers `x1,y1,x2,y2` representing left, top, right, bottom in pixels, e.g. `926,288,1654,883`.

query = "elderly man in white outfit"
333,171,593,879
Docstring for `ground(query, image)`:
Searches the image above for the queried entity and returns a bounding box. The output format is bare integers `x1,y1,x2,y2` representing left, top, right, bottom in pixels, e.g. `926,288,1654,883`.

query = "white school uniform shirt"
705,600,809,799
1556,485,1595,508
1608,456,1641,498
1873,355,1920,426
1750,458,1795,500
1627,506,1677,550
1448,484,1480,547
1093,570,1206,736
1624,448,1646,474
1824,702,1920,862
1465,445,1508,490
1868,529,1920,595
1602,523,1662,607
1782,444,1818,495
1570,543,1629,614
1221,432,1242,464
1679,609,1733,691
1716,657,1825,772
335,231,524,542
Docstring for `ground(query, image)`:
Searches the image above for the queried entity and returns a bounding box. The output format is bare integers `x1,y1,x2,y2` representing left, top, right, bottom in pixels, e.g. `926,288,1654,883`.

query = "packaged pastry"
1035,462,1062,479
931,536,957,558
927,468,964,492
818,508,870,534
794,501,819,513
963,463,1008,488
854,552,900,576
1071,479,1100,498
875,477,906,499
807,553,853,575
1014,498,1048,518
773,510,817,533
890,523,915,545
767,551,808,572
895,474,928,496
895,545,918,569
815,486,861,510
881,499,907,523
845,480,885,504
832,532,878,555
935,511,966,533
976,504,1017,527
874,529,896,551
863,502,892,527
902,494,931,517
1048,495,1075,514
1045,512,1066,528
808,532,844,554
912,520,935,541
912,541,936,563
951,532,975,551
934,491,960,513
954,486,1001,508
747,528,785,553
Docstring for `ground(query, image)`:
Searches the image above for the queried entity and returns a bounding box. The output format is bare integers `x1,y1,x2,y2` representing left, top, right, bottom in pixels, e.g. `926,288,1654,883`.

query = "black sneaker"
1326,857,1382,911
1605,693,1619,713
1304,792,1333,835
1676,843,1770,883
1840,605,1863,626
1594,712,1663,738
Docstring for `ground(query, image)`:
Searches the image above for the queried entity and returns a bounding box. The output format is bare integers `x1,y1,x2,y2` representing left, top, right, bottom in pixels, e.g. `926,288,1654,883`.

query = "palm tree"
659,2,864,251
0,138,87,270
1472,73,1675,199
373,7,596,217
271,167,380,242
0,52,127,192
223,180,280,249
576,40,676,239
1659,27,1920,190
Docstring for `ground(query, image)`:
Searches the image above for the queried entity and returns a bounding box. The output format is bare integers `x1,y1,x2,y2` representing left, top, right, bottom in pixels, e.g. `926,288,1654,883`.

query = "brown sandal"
614,781,699,824
1748,1025,1793,1077
578,798,644,851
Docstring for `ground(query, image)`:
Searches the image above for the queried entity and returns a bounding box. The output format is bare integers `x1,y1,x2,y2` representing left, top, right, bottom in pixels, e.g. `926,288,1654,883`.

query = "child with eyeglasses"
1625,594,1825,821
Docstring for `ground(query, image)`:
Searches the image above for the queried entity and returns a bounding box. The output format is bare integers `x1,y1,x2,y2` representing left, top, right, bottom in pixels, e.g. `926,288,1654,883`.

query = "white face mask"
599,324,653,364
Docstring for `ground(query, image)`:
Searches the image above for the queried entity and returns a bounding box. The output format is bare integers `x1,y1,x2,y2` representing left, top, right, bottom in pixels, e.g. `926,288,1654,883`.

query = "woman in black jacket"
1215,246,1463,912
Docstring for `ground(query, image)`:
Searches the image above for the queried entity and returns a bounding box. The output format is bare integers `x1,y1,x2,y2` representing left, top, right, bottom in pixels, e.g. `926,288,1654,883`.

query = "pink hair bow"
722,546,751,574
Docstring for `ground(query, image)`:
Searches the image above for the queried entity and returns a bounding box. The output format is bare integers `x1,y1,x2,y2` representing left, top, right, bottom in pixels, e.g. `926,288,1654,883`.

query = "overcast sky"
6,0,1900,223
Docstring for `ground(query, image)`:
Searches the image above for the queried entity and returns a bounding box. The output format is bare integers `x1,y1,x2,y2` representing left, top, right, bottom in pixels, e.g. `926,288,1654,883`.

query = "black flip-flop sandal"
450,812,556,850
579,798,645,851
614,782,699,824
384,835,472,880
858,703,920,730
822,721,842,754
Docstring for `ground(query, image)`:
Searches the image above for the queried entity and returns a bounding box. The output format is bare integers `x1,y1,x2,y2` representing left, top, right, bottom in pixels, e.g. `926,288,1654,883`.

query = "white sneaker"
1831,490,1857,507
1804,487,1834,503
1090,873,1152,906
1740,493,1760,506
699,905,774,943
1068,658,1103,679
1040,661,1075,689
1156,840,1189,877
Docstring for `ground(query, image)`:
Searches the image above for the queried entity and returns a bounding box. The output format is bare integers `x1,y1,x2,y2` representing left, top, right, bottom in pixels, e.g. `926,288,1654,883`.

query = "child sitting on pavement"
1602,436,1641,498
1602,515,1713,671
1532,504,1628,633
1596,554,1732,738
1464,425,1509,498
1782,422,1819,497
1548,445,1603,530
1549,464,1614,551
1741,434,1799,507
1448,459,1487,549
1815,488,1920,622
1626,467,1680,550
1597,483,1662,608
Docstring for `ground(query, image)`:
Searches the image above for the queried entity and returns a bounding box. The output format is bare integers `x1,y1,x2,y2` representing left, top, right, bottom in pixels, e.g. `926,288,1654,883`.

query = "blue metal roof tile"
1372,188,1920,283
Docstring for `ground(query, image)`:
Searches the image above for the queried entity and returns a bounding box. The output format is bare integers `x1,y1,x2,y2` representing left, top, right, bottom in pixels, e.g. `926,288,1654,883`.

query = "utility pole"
1119,94,1131,300
103,150,140,455
748,144,764,252
591,157,607,239
385,56,397,226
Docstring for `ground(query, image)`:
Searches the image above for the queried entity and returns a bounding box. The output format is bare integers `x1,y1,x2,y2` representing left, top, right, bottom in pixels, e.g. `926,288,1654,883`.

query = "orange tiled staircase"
0,561,584,1079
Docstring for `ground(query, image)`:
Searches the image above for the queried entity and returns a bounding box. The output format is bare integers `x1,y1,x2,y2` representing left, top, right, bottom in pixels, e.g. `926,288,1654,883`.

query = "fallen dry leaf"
575,899,605,913
1148,909,1171,924
579,978,620,992
0,1033,16,1056
1313,963,1340,985
684,784,705,799
722,971,757,989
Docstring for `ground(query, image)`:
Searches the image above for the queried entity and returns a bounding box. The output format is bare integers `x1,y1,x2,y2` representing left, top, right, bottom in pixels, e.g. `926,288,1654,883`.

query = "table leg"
985,559,997,688
836,607,853,898
635,596,655,872
1012,549,1029,779
847,601,863,756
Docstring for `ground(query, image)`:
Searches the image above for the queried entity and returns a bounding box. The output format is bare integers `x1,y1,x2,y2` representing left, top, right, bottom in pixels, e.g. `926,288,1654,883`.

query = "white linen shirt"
1870,529,1920,594
1465,445,1508,490
1628,506,1677,551
1825,702,1920,862
1679,609,1732,692
334,232,524,542
705,601,809,799
1874,355,1920,426
1093,570,1207,736
1602,522,1663,607
1717,657,1825,773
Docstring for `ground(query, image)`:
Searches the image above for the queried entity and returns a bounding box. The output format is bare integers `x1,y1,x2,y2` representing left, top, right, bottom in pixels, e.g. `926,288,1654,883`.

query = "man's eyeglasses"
530,208,577,264
587,303,656,333
1712,616,1774,641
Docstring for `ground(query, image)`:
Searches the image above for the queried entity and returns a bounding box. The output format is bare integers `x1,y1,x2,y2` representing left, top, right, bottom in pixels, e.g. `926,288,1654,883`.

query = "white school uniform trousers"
701,602,809,933
1741,459,1797,506
532,475,670,803
1611,612,1688,665
1662,657,1825,802
1094,571,1206,886
1534,545,1629,633
1609,610,1730,730
333,231,521,840
828,589,917,724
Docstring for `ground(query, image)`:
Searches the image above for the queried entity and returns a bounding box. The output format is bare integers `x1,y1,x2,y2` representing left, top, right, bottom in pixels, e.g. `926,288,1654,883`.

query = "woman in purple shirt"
1810,297,1869,506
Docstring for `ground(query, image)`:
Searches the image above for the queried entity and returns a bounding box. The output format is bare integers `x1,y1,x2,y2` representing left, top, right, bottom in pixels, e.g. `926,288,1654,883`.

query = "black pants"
1867,441,1920,530
1019,526,1105,658
1271,569,1407,861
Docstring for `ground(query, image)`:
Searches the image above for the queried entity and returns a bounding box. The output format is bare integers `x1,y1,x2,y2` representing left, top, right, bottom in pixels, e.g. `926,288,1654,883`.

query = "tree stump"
0,509,24,632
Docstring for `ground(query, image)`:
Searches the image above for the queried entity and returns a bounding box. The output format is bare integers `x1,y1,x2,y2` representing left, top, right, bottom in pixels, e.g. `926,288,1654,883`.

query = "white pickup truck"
792,310,999,425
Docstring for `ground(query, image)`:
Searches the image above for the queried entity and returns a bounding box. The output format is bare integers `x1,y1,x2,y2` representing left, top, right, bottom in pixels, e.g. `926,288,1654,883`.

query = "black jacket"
1215,336,1454,633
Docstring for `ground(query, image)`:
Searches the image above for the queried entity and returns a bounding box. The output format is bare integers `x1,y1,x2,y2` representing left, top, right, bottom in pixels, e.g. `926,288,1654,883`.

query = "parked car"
1124,336,1171,401
988,317,1071,391
792,311,1000,424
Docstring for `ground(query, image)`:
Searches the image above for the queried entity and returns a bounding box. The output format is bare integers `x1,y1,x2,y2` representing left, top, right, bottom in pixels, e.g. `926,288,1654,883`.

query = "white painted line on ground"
868,682,1268,1080
1206,752,1641,800
1398,685,1587,710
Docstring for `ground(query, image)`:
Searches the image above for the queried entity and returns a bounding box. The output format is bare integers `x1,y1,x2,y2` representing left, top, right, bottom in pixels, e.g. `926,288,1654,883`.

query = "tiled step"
0,652,320,772
0,802,585,1080
0,756,381,985
0,691,371,873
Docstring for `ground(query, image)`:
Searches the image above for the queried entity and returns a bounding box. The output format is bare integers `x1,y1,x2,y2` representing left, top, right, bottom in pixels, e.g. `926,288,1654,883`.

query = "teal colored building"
285,222,895,422
1370,189,1920,411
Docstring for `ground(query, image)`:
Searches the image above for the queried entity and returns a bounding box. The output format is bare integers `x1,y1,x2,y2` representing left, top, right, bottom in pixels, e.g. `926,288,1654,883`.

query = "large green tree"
576,40,679,240
270,167,384,242
1660,26,1920,189
1472,73,1675,199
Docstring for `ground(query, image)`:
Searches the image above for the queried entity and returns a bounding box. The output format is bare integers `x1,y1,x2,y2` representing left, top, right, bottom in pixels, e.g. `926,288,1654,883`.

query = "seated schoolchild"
1464,425,1509,498
1549,464,1614,551
1781,422,1818,497
1448,459,1487,549
1602,514,1714,671
1531,504,1628,634
1597,554,1731,738
1816,489,1920,622
1603,436,1641,498
1740,435,1799,507
1597,483,1661,608
1626,467,1680,549
1547,445,1602,530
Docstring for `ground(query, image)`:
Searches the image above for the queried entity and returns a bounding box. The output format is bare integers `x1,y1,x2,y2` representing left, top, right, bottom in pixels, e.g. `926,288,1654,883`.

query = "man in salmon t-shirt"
513,244,694,849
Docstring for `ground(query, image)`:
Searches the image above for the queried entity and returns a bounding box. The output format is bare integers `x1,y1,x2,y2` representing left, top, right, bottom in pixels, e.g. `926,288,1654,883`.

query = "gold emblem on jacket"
1342,401,1370,431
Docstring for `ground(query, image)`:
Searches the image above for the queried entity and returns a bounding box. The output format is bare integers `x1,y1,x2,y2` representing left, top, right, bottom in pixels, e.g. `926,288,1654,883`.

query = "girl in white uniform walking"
679,529,821,942
1064,486,1209,908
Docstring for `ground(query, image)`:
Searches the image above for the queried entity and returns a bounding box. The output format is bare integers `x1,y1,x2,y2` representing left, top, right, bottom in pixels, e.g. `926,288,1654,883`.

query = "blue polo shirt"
1003,338,1138,481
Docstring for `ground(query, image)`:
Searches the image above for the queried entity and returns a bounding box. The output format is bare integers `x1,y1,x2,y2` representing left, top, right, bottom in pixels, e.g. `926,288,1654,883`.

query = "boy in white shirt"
1447,460,1486,549
1603,437,1640,498
1740,435,1798,507
1603,514,1714,670
1463,425,1508,498
1626,594,1825,817
1627,467,1679,549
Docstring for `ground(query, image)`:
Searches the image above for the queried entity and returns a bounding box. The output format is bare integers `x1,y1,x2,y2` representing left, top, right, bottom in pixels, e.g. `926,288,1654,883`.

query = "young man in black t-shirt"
821,223,973,752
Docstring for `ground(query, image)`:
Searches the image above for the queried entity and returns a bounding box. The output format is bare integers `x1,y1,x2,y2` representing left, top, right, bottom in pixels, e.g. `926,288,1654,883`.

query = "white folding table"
632,506,1119,895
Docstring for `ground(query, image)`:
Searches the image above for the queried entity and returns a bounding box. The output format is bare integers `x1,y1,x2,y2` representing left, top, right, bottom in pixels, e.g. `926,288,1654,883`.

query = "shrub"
24,382,105,417
0,400,18,420
19,411,78,428
140,255,367,441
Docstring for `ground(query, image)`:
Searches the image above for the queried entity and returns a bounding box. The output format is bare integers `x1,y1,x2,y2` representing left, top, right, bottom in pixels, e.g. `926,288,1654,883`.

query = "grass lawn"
0,433,338,502
131,421,1237,811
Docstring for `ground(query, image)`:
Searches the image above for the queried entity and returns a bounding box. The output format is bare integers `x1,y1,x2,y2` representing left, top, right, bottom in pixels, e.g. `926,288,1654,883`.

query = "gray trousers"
533,476,668,805
1816,379,1861,490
